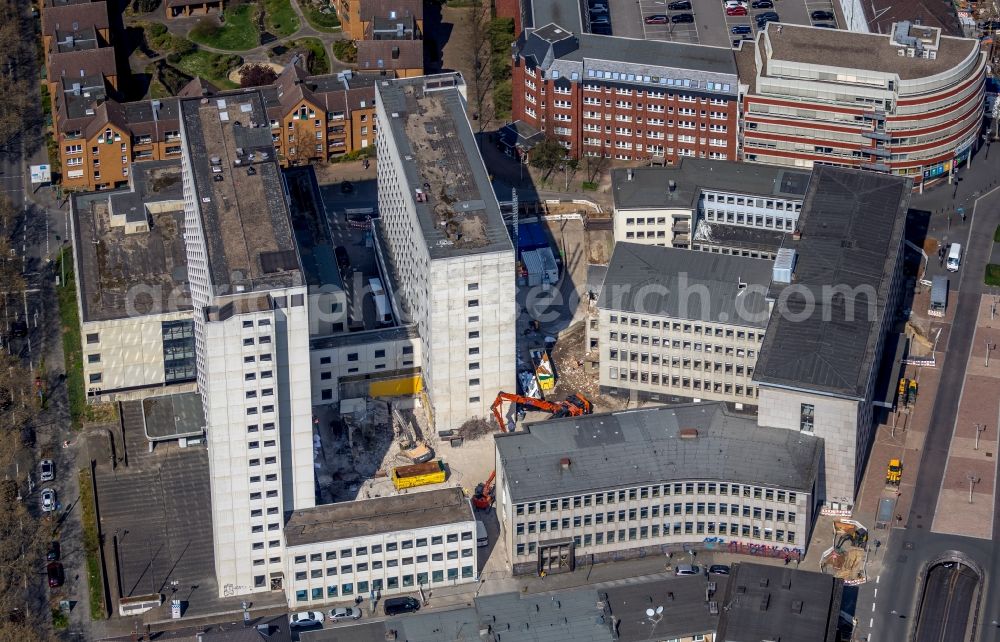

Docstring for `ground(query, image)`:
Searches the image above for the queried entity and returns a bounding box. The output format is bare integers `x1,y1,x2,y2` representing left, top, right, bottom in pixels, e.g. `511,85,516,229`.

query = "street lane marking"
872,602,876,612
870,617,874,628
874,588,878,598
877,575,880,583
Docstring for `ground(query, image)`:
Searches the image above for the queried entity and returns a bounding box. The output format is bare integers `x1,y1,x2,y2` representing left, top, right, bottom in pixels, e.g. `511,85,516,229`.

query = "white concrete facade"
613,206,693,248
284,519,479,607
309,329,421,405
80,311,196,401
597,308,765,405
375,77,516,430
179,98,316,598
495,457,811,576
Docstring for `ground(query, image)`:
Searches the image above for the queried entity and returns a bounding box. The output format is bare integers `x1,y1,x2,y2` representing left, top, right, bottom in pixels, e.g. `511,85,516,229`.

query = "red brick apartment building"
510,24,740,163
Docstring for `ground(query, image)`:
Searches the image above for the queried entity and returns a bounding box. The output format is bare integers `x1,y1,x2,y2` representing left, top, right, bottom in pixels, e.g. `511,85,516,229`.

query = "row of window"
515,485,797,514
608,351,755,373
704,209,796,231
514,522,795,556
294,549,474,580
517,503,796,530
294,566,475,602
608,368,757,396
608,316,763,340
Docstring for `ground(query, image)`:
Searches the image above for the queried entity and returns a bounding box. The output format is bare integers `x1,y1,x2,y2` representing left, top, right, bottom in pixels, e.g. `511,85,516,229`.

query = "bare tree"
467,0,492,132
0,0,32,149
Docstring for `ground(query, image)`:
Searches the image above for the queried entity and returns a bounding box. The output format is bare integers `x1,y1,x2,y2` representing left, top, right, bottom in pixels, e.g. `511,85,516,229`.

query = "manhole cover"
898,555,908,563
904,542,915,550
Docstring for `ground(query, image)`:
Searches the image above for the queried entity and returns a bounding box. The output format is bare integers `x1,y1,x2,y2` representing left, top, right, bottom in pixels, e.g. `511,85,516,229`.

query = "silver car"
288,611,325,628
329,606,362,622
41,488,56,513
40,459,54,482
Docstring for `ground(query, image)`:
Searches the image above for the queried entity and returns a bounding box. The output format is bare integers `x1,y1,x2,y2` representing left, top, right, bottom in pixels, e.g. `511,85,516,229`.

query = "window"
800,403,815,432
86,333,99,344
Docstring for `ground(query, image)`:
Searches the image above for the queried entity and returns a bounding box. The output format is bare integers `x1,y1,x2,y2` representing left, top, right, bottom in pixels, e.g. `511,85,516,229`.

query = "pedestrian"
784,555,790,566
668,591,674,600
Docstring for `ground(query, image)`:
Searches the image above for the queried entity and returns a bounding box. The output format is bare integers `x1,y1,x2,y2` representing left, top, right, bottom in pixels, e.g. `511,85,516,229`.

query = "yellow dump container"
391,460,446,490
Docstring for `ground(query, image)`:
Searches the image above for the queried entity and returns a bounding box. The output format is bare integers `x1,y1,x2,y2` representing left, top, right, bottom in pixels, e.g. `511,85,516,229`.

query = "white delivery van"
476,520,488,547
947,243,962,272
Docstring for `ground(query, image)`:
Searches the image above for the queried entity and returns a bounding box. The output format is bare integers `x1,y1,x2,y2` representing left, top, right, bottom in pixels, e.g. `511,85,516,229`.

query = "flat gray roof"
71,161,191,322
180,91,303,294
142,392,205,441
284,487,473,547
762,23,979,81
598,243,773,328
693,220,788,255
376,75,512,260
496,402,822,503
612,160,810,211
283,165,344,293
473,591,613,642
715,563,843,642
754,166,911,398
604,575,726,641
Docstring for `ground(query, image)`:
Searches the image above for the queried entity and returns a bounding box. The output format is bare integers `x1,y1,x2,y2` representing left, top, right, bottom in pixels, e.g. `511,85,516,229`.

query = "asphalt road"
914,562,978,642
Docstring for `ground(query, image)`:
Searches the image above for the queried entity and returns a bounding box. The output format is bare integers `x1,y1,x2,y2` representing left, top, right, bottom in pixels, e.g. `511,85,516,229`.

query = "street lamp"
967,473,980,504
975,424,987,451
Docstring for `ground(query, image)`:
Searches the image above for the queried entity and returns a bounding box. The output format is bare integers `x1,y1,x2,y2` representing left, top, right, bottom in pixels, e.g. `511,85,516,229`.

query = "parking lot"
600,0,841,48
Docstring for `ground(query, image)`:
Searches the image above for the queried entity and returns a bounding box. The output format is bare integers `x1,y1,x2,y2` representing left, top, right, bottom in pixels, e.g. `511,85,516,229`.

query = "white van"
947,243,962,272
475,520,488,547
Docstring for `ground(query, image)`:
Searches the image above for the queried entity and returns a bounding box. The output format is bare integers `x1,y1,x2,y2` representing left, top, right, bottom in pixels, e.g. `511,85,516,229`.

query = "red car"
47,562,64,588
644,14,668,24
726,5,748,15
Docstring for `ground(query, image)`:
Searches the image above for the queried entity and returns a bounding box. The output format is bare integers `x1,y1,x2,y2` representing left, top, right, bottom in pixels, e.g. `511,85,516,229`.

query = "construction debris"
456,417,493,442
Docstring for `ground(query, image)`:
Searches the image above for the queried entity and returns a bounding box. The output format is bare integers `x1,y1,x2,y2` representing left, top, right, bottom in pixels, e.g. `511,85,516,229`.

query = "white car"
40,459,54,482
288,611,325,628
329,606,362,622
41,488,56,513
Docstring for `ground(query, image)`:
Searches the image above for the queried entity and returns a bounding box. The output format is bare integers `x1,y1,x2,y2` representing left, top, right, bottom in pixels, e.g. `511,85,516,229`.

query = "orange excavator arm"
491,392,568,432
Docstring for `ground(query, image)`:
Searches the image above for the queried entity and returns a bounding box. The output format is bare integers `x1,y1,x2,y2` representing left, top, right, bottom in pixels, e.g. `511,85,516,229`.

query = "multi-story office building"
512,24,740,163
375,74,516,430
611,159,811,257
494,403,821,576
282,488,478,607
754,167,910,512
70,161,195,401
595,242,772,406
738,22,986,186
178,91,316,596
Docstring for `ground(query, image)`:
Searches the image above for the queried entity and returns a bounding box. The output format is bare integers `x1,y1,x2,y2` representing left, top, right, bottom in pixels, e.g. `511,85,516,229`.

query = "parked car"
709,564,731,575
671,13,694,22
674,564,701,576
751,0,773,7
731,23,752,34
589,6,608,16
46,562,64,588
723,0,747,6
590,2,609,11
288,611,325,628
756,12,779,25
811,10,835,20
726,6,748,15
591,15,610,24
384,596,421,616
40,488,56,513
340,180,354,194
591,23,613,34
39,459,54,483
46,541,60,562
329,607,362,622
813,21,836,27
644,14,668,23
667,0,691,8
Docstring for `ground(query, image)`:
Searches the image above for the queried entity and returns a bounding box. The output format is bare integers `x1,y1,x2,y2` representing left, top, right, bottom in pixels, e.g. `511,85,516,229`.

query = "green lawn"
172,50,241,89
79,467,107,620
264,0,299,37
291,37,330,74
986,263,1000,287
994,224,1000,243
57,249,86,431
189,4,258,51
302,3,341,31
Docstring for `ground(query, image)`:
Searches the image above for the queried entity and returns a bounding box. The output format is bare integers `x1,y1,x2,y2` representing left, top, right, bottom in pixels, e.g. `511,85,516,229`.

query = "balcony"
861,162,890,172
863,131,891,141
672,221,691,234
863,110,886,121
328,126,346,135
864,147,891,158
